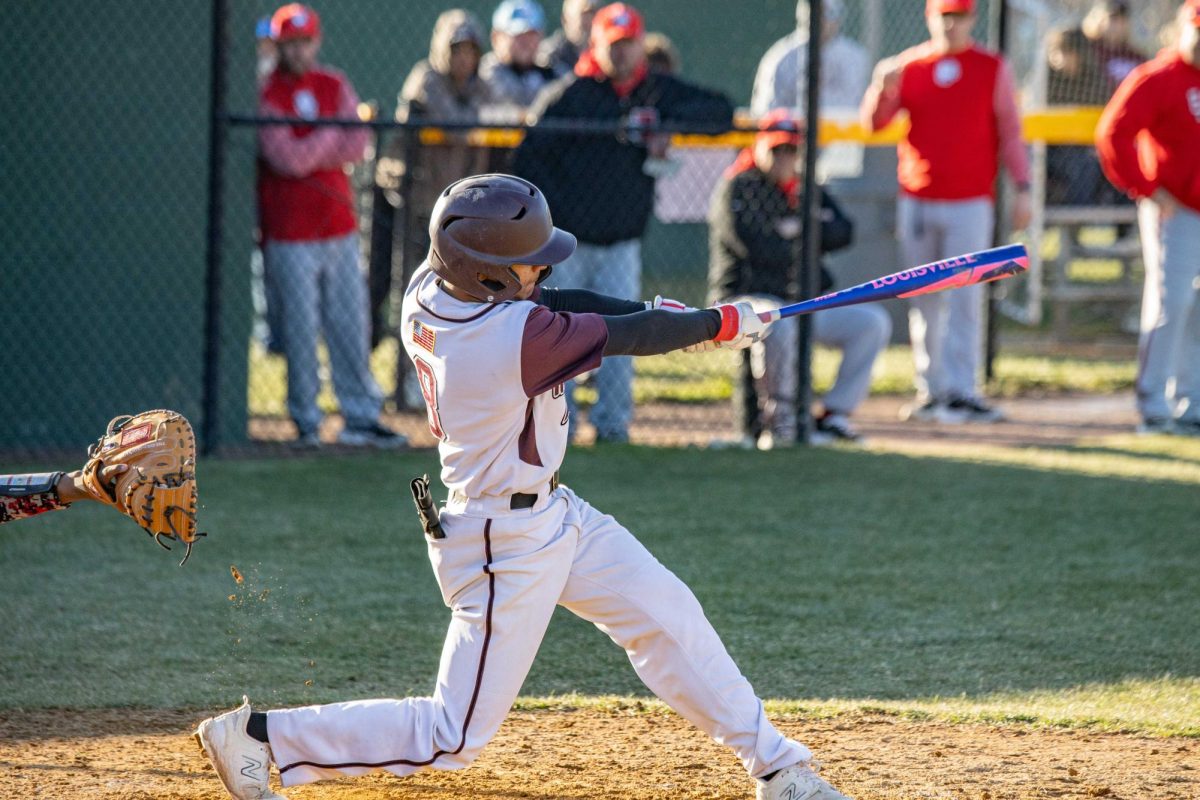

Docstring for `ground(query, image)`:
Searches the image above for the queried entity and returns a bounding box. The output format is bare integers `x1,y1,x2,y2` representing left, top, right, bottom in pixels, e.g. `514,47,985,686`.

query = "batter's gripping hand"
647,295,721,353
713,302,770,349
80,410,203,565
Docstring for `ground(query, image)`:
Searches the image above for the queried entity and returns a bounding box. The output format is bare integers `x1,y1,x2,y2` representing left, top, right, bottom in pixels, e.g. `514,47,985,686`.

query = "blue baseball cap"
492,0,545,35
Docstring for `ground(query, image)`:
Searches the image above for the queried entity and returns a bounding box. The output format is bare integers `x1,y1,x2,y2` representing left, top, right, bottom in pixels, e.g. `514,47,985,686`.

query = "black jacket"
513,72,733,245
707,166,853,304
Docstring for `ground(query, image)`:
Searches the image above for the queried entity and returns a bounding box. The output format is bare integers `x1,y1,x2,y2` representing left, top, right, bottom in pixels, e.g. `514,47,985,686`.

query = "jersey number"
413,357,446,440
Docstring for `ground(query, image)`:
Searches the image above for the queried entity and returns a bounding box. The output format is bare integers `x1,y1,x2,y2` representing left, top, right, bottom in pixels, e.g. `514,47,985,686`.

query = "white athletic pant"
266,486,809,787
1135,200,1200,422
265,234,384,434
732,294,892,439
896,195,995,403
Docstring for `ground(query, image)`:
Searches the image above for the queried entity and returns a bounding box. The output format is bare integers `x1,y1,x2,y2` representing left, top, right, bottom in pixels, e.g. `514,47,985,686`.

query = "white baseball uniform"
262,265,810,787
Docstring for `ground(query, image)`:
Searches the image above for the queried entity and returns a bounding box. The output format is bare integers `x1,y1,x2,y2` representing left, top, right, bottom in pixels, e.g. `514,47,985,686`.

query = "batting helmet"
429,174,576,303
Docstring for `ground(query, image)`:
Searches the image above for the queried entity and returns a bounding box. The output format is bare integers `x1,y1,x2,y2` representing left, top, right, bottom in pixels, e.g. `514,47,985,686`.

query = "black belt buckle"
410,475,445,539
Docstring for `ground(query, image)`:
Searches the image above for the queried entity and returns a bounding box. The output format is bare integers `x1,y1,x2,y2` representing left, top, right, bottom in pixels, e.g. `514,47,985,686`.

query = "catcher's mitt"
80,410,203,565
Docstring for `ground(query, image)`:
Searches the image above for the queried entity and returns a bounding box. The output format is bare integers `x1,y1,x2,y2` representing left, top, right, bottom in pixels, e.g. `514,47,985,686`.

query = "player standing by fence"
1095,0,1200,436
861,0,1031,425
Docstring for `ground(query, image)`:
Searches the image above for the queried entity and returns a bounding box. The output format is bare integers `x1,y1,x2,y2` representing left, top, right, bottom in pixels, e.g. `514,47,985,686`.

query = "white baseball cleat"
194,696,287,800
757,762,852,800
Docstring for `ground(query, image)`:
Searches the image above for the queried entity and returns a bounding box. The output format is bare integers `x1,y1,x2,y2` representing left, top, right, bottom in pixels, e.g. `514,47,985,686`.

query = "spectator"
708,111,890,448
1095,0,1200,436
257,3,406,449
860,0,1031,424
256,16,278,86
480,0,557,115
254,15,284,357
513,2,734,443
644,31,681,75
1044,27,1112,207
1082,0,1148,95
750,0,870,116
373,10,493,349
538,0,603,76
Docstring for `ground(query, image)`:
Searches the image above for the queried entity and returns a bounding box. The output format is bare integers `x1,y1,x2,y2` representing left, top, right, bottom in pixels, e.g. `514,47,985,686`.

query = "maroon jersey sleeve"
521,306,608,397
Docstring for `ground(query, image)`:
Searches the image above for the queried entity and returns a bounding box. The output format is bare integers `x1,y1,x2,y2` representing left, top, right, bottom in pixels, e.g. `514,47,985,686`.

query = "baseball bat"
757,243,1029,324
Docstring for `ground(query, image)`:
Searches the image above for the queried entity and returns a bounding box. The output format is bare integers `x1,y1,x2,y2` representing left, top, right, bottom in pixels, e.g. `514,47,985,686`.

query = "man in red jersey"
258,4,405,449
1095,0,1200,436
861,0,1030,425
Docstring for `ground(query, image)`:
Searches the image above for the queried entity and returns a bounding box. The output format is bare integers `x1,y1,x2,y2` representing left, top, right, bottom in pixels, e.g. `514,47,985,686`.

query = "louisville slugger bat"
757,243,1029,324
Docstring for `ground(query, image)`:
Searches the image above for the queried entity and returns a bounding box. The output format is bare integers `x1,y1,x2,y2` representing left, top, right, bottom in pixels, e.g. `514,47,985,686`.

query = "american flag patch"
412,320,436,354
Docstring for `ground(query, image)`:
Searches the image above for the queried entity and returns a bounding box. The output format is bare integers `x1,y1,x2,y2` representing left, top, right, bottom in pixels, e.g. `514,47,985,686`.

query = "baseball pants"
265,485,809,786
548,239,641,441
1136,200,1200,423
266,234,384,435
733,294,892,439
896,195,994,403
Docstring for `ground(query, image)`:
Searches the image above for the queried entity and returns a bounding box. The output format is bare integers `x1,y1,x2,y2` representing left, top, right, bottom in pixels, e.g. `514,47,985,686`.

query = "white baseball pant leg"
265,487,809,787
897,196,994,402
1135,200,1200,422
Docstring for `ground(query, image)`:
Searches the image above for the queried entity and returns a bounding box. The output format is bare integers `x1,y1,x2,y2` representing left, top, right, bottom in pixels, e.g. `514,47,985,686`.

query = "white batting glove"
712,302,770,350
646,296,721,353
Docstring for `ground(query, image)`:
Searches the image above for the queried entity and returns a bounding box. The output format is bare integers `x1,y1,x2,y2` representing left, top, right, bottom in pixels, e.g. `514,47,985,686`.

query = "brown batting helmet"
429,174,576,303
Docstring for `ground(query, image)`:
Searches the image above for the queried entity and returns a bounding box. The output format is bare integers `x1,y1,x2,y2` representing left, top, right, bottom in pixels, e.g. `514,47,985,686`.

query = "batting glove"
712,302,770,350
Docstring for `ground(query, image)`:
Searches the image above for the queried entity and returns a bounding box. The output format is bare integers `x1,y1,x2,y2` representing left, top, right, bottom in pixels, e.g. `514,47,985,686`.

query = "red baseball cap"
927,0,975,14
271,3,321,42
591,3,645,46
757,109,804,150
1185,0,1200,27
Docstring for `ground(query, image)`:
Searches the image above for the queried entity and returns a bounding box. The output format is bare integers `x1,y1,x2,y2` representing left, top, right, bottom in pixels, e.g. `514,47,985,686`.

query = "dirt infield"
1,706,1196,799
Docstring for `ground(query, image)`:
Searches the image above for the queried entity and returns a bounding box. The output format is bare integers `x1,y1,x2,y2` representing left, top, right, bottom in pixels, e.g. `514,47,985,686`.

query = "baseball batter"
194,174,852,800
1095,0,1200,435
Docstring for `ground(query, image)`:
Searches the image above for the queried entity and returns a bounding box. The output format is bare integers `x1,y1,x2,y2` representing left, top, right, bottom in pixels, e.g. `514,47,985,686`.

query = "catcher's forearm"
0,472,71,525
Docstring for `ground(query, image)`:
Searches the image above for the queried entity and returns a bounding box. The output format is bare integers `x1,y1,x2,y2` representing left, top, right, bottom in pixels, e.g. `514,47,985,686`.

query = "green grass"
248,342,1139,414
2,439,1197,736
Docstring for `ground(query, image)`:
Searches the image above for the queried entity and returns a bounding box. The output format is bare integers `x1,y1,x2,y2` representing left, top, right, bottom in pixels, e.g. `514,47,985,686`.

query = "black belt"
510,472,560,510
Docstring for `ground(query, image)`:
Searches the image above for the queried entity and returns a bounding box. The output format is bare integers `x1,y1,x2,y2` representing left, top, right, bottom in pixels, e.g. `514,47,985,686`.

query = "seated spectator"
538,0,602,76
707,111,890,447
751,0,870,116
1083,0,1147,93
480,0,557,116
373,9,493,348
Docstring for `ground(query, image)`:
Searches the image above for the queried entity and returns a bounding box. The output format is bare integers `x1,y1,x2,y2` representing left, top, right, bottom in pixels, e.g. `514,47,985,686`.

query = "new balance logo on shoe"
241,754,266,781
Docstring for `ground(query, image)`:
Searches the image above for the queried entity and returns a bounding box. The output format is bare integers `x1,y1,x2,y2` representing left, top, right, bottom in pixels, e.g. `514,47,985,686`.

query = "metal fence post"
796,0,823,445
202,0,228,455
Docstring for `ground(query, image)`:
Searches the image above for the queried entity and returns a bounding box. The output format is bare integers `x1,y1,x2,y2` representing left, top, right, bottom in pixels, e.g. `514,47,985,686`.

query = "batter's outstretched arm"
602,310,721,356
536,287,646,315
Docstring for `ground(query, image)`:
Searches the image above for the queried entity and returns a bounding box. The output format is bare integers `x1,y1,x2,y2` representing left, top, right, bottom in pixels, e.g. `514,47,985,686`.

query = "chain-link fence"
2,0,1173,458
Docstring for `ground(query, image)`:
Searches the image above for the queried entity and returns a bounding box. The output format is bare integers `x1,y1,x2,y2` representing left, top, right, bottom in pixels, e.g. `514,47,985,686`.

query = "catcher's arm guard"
80,410,204,565
0,472,69,524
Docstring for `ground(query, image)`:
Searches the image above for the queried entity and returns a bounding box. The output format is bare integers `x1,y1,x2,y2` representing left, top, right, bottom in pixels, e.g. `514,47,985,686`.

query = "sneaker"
593,430,630,445
945,395,1004,423
757,762,852,800
899,399,950,423
1174,419,1200,437
812,414,862,445
707,434,757,450
289,431,321,450
337,422,409,449
194,696,286,800
757,431,796,451
1137,417,1175,435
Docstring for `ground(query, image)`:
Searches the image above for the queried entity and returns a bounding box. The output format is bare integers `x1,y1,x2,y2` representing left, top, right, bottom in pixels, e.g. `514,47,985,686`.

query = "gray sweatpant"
549,239,642,440
896,195,995,403
1136,200,1200,422
265,233,384,434
733,294,892,440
